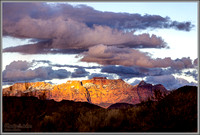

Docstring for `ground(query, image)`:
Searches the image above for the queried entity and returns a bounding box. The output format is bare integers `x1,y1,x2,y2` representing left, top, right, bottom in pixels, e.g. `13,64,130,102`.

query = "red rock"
3,78,169,108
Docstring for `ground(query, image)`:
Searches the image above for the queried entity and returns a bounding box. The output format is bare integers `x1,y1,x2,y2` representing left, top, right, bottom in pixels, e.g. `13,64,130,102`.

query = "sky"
2,2,198,90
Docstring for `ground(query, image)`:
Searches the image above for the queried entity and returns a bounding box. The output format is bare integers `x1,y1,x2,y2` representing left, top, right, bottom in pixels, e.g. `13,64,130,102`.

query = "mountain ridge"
3,77,170,108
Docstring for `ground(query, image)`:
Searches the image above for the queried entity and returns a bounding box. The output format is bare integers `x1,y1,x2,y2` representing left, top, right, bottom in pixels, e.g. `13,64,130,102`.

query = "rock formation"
2,77,169,108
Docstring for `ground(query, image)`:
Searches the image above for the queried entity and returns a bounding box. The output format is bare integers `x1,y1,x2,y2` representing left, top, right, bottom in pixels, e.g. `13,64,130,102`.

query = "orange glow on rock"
3,78,169,108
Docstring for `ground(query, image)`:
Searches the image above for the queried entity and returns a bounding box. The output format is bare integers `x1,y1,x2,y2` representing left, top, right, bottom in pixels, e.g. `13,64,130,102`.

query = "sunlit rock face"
3,77,169,108
3,82,52,98
81,78,140,107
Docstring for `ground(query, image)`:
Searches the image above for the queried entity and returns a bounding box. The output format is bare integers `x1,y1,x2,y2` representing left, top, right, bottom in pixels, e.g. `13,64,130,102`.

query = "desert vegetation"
3,85,197,132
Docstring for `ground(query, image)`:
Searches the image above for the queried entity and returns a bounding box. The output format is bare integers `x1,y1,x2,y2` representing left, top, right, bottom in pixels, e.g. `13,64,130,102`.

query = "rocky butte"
3,77,169,108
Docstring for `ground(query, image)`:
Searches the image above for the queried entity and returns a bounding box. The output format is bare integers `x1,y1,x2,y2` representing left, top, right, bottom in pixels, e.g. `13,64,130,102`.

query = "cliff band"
3,77,169,108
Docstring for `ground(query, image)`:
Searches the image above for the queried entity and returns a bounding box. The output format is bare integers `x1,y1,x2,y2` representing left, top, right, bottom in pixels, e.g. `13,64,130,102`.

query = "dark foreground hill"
3,85,197,132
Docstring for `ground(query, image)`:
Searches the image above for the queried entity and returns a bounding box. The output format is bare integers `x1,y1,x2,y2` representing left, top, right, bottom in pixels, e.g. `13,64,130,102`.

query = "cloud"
3,60,197,90
3,40,52,54
101,65,142,78
101,65,174,79
3,39,89,54
184,70,198,81
32,60,52,65
193,58,198,66
130,79,142,86
5,60,31,71
145,75,197,90
2,60,101,83
71,68,89,78
3,2,194,54
3,3,194,31
31,59,101,69
80,44,194,69
3,60,71,82
3,16,166,54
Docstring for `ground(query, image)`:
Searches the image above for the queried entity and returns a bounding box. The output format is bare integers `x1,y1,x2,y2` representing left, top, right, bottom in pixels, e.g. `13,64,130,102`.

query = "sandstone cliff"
2,77,169,108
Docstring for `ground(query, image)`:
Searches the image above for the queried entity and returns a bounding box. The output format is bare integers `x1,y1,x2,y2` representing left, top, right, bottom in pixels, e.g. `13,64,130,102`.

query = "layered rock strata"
3,77,169,108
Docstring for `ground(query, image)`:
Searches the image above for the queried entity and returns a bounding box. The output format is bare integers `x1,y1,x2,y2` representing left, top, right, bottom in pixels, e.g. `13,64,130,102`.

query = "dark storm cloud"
184,70,198,81
3,60,71,82
32,59,101,69
80,44,194,69
71,68,89,78
3,2,194,54
2,60,101,83
145,75,197,90
29,59,177,81
101,65,173,79
51,64,101,69
101,66,141,78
